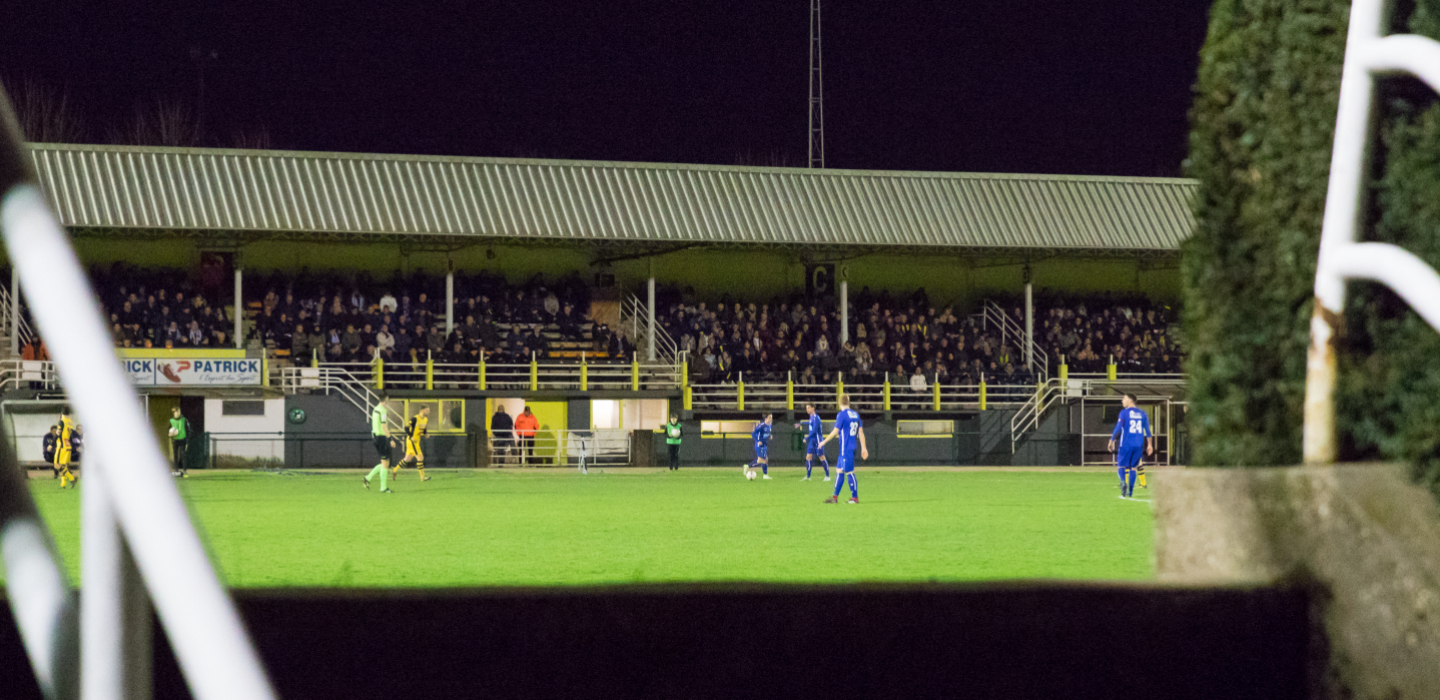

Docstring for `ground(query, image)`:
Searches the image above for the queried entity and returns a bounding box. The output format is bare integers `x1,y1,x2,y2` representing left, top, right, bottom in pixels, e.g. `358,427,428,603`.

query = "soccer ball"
168,427,179,438
745,470,756,481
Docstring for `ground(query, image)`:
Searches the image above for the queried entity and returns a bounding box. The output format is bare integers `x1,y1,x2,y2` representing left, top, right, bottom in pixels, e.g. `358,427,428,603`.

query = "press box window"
897,420,954,437
701,420,756,436
403,399,465,434
221,400,265,416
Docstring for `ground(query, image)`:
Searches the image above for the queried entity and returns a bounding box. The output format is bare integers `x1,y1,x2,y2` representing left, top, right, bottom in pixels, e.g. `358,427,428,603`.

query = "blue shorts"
805,437,823,456
1117,446,1144,469
837,453,855,473
754,442,768,460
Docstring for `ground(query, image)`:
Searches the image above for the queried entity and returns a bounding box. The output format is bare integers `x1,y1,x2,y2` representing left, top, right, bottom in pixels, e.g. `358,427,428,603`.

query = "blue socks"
806,457,832,478
847,473,857,498
833,471,856,498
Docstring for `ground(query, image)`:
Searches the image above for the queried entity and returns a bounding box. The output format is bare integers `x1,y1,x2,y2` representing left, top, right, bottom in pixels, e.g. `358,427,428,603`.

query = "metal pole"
647,276,656,362
1304,0,1386,465
445,266,455,336
233,267,243,349
82,463,151,700
839,280,848,345
9,265,18,356
1024,281,1033,370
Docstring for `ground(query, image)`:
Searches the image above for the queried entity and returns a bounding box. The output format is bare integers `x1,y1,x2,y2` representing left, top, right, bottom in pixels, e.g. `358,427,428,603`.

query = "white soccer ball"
168,427,179,438
745,470,756,481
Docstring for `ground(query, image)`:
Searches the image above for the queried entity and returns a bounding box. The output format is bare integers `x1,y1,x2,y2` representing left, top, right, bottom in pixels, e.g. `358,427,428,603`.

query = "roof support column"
233,266,243,349
445,261,455,337
1024,266,1033,371
839,279,848,345
647,275,656,362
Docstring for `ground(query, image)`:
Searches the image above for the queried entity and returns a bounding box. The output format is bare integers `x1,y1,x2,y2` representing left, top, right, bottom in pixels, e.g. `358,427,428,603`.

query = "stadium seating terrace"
664,286,1182,389
84,263,634,365
76,262,1181,386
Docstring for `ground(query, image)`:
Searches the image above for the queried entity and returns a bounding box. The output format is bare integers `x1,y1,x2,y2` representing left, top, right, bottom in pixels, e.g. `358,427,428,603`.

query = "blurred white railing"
0,141,276,700
0,359,58,391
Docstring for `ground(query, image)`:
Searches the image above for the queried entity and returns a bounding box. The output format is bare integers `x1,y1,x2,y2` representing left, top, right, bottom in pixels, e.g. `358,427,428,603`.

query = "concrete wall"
653,408,1083,468
204,397,285,464
283,394,483,469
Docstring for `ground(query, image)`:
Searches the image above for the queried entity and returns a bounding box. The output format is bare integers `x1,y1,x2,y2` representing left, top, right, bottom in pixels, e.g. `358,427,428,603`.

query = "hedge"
1185,0,1440,491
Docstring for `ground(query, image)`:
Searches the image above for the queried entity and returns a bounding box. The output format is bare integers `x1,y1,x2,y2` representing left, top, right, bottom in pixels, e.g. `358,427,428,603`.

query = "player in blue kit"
794,403,832,481
818,394,867,504
1108,393,1154,498
744,414,774,479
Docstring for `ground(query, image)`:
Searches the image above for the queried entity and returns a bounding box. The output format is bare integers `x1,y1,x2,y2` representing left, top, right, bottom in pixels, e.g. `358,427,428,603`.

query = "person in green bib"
363,401,397,493
664,415,683,471
168,407,190,478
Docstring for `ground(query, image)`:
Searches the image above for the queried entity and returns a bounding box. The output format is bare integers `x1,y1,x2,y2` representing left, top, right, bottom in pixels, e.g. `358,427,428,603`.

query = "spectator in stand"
490,405,513,466
291,324,310,363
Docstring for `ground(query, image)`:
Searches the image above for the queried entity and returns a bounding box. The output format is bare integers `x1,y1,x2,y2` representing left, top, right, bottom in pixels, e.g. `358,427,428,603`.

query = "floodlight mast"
1305,0,1440,463
808,0,825,169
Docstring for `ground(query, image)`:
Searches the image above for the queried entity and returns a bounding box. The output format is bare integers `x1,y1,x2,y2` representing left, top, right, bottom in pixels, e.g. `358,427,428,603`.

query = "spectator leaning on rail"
514,406,540,465
490,405,514,467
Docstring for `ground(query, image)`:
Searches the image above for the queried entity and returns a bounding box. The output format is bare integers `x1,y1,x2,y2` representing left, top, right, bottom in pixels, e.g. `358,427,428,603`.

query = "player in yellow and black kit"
55,407,77,489
392,405,431,482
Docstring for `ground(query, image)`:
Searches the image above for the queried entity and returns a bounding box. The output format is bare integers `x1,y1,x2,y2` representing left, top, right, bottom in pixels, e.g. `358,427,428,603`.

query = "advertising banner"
122,357,261,387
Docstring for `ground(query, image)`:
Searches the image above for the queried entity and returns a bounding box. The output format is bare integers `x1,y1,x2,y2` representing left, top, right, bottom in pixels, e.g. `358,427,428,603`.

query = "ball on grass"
745,470,756,481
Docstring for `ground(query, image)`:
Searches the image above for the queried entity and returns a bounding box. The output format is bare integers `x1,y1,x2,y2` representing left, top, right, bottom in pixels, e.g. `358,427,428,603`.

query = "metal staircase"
0,283,34,354
1009,378,1068,453
280,364,404,432
618,293,678,362
979,299,1048,380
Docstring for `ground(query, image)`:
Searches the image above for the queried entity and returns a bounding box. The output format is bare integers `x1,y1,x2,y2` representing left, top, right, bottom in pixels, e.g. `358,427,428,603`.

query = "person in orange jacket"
514,406,540,465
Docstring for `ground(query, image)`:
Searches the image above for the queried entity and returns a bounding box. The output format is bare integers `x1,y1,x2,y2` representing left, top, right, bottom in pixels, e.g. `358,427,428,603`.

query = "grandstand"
0,143,1194,471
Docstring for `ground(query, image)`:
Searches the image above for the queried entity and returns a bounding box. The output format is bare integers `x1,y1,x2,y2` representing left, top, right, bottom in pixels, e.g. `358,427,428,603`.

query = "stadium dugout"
6,143,1194,468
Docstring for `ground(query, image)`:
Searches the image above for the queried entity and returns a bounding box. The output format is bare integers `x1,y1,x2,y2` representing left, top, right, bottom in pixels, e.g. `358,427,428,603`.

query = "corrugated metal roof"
25,143,1196,251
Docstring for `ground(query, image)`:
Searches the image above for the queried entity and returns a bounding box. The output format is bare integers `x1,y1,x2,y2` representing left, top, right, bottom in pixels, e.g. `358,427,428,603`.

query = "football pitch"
24,467,1155,588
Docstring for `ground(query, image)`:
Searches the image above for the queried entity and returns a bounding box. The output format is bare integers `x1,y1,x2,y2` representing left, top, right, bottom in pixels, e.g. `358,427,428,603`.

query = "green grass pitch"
23,467,1155,588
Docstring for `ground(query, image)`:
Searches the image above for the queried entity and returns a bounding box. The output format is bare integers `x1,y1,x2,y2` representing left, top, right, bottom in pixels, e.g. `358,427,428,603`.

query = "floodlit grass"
24,467,1154,588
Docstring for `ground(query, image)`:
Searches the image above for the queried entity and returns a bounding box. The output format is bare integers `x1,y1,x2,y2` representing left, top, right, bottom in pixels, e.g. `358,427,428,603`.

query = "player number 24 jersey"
1111,407,1151,448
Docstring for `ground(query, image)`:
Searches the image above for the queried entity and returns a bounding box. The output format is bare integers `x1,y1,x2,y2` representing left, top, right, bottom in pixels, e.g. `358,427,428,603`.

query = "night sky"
3,0,1213,176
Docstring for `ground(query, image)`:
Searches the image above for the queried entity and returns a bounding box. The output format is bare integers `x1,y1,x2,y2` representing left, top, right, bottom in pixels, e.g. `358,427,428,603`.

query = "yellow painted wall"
146,395,180,462
485,398,567,464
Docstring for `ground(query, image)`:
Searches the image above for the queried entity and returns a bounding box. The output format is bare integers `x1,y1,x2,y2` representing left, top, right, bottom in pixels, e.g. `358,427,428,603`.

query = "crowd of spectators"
244,268,621,365
663,287,1183,388
84,264,633,363
1025,293,1183,374
82,264,1181,379
92,265,236,350
662,286,1039,390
